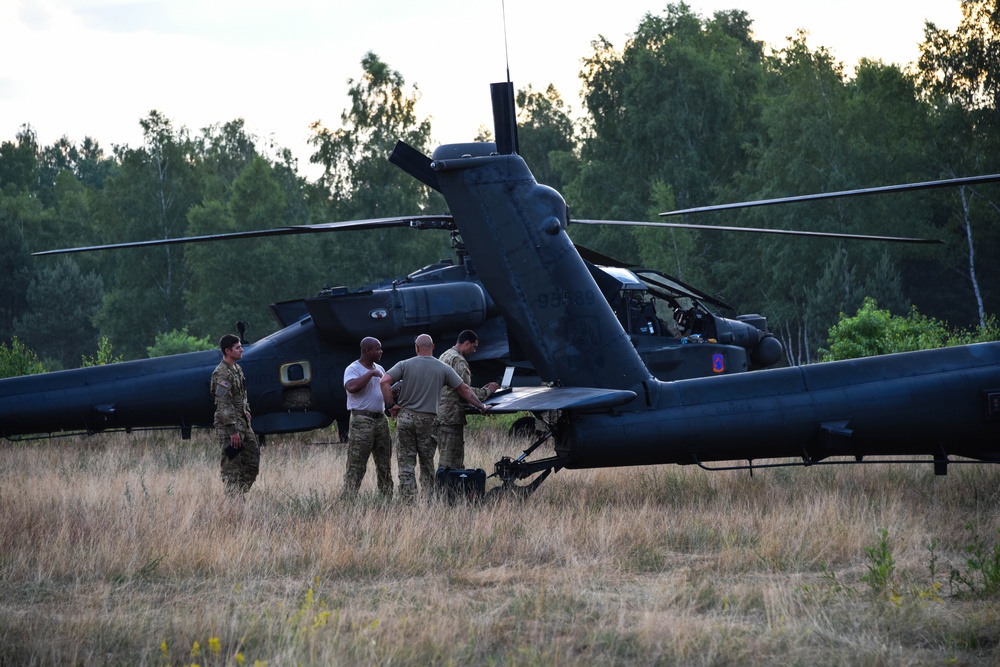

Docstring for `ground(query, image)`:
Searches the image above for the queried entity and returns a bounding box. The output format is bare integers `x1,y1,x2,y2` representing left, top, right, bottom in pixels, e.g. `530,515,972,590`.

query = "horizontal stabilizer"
484,386,636,413
389,141,441,192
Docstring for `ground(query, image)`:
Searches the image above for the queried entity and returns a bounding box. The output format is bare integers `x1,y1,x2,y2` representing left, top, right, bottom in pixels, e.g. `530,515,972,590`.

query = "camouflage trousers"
435,422,465,470
343,412,393,498
395,409,438,501
218,428,260,494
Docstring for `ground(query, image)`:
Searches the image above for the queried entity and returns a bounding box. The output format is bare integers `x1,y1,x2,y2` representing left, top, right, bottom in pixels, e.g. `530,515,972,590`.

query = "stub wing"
484,386,636,413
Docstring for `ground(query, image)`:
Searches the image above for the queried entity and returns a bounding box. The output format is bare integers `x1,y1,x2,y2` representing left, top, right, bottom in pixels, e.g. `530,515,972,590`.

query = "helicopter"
2,82,999,496
380,82,1000,496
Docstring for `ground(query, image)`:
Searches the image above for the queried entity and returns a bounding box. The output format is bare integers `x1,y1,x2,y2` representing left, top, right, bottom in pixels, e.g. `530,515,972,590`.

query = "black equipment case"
435,466,486,502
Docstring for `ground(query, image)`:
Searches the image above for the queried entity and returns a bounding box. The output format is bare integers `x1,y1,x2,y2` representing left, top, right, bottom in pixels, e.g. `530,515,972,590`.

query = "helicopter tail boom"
0,351,219,437
558,342,1000,469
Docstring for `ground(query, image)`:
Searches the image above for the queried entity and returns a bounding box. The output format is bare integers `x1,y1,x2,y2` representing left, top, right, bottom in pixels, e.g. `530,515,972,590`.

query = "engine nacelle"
304,282,490,344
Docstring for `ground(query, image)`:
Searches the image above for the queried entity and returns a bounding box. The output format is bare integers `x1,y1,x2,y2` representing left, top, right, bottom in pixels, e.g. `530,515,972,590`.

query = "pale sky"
1,1,963,178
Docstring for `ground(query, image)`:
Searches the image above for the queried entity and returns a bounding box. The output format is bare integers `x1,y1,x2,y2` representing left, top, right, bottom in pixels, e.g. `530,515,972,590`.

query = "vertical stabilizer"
431,149,651,392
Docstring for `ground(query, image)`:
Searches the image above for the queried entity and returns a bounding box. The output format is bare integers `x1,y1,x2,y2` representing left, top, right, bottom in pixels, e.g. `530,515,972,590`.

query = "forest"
1,1,998,370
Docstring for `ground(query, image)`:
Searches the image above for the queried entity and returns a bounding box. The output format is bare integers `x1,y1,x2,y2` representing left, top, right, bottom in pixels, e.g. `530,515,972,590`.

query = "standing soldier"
380,334,489,501
211,334,260,494
342,337,393,498
436,330,499,469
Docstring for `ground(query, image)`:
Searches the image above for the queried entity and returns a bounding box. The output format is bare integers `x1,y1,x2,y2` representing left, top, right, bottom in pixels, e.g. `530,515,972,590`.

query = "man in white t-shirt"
342,337,392,498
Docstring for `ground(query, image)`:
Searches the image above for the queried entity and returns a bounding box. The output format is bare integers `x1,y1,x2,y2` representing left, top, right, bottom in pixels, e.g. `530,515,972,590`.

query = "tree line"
1,1,998,370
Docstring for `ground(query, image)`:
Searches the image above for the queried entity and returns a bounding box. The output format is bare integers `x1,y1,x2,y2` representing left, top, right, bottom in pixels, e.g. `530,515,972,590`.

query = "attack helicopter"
2,81,1000,498
388,82,1000,496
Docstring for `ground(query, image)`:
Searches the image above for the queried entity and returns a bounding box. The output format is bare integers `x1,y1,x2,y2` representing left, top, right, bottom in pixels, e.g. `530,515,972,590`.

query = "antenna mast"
502,0,511,82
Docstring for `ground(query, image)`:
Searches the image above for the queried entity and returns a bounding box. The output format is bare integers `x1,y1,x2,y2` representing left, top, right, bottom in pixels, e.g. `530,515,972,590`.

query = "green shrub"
821,298,1000,361
0,336,45,378
81,336,124,367
146,327,215,357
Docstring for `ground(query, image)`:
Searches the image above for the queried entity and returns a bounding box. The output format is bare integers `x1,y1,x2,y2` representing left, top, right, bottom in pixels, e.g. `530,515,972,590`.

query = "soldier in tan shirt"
380,334,488,501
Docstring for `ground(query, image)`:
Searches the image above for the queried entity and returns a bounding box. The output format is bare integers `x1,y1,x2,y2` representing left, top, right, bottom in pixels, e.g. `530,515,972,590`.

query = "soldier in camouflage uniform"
342,337,393,498
380,334,489,501
436,330,499,469
211,334,260,494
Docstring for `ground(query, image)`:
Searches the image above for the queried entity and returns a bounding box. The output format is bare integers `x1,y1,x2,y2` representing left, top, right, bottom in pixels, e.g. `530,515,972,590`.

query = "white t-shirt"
343,360,386,411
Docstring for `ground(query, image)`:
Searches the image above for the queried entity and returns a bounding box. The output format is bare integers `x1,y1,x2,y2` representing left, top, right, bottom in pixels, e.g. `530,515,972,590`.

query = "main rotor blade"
572,219,943,244
659,173,1000,217
32,215,455,256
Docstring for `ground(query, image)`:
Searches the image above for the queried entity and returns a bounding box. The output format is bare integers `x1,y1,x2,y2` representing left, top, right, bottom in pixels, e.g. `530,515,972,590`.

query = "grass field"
2,424,999,666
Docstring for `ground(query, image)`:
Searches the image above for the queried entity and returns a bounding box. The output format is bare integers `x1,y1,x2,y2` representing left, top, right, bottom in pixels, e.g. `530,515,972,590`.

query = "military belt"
399,407,435,416
351,409,385,419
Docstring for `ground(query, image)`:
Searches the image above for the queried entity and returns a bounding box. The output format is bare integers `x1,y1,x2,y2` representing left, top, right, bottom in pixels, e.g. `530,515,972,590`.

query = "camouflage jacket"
211,360,250,434
437,347,487,425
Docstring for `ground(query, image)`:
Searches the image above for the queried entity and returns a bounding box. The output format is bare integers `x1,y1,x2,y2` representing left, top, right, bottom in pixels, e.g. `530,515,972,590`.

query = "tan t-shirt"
385,355,462,414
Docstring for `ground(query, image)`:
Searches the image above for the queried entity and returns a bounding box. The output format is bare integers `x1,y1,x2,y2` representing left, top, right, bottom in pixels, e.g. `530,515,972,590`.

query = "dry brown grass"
1,425,999,666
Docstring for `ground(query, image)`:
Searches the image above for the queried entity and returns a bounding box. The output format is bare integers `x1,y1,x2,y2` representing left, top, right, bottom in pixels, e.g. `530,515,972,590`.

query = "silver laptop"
491,366,515,397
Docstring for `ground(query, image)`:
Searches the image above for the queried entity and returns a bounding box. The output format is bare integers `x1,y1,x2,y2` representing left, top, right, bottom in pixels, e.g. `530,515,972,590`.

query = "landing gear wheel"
486,465,555,502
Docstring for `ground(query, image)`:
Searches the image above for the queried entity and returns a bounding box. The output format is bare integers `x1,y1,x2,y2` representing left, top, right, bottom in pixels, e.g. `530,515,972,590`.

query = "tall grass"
1,427,999,665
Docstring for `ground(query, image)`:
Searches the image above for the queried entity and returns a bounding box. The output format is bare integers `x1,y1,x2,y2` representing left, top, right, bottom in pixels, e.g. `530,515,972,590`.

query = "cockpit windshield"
597,266,733,339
